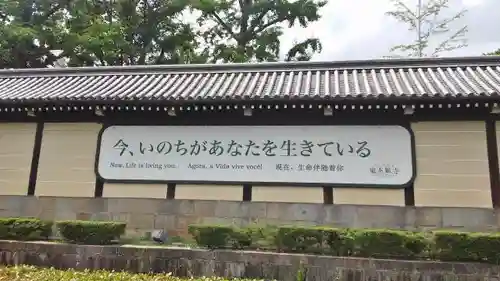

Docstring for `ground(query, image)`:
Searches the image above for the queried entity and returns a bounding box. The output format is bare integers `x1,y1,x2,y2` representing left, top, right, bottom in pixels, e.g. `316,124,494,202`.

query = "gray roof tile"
0,56,499,104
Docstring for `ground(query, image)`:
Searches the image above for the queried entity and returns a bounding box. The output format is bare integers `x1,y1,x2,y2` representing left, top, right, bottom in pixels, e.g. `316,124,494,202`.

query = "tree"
62,0,206,66
0,0,206,68
190,0,326,63
386,0,468,58
0,0,68,68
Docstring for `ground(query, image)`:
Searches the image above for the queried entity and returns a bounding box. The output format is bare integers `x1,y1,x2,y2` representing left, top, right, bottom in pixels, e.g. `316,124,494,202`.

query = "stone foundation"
0,196,499,237
0,240,498,281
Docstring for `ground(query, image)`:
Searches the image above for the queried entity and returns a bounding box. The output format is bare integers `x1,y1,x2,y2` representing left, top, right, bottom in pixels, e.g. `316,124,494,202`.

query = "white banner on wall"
96,125,414,186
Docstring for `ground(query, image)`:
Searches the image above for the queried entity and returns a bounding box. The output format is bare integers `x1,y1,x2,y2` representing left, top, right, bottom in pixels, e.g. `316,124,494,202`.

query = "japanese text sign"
96,125,414,186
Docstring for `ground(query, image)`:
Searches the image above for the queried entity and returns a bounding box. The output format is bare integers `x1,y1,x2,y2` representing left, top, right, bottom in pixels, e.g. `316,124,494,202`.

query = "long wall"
36,123,102,197
413,121,491,207
1,240,497,281
0,124,36,195
0,196,499,236
0,120,495,208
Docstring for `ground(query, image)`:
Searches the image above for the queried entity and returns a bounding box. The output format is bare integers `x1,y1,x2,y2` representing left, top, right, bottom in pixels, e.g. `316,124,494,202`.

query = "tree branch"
386,0,417,30
238,0,250,34
253,17,282,35
46,4,61,19
155,48,165,64
208,11,236,38
250,11,268,32
432,26,468,56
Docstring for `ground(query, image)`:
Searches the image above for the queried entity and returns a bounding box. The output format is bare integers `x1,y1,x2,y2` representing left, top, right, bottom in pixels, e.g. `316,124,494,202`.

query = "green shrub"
466,232,500,264
432,231,500,263
276,226,348,255
228,227,253,249
56,220,126,245
351,229,429,259
0,218,52,240
0,265,266,281
188,225,236,249
240,226,278,250
432,231,470,261
187,223,500,264
188,225,277,250
275,226,429,258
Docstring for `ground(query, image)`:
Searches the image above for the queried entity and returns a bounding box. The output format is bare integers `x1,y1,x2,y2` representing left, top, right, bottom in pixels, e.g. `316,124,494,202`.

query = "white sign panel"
96,125,414,186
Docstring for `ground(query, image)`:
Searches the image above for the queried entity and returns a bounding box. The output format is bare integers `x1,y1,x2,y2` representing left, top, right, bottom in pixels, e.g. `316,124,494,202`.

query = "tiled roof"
0,56,500,105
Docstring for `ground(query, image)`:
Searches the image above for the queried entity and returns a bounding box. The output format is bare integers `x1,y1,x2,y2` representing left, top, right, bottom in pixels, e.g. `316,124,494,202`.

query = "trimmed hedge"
56,220,126,245
188,225,276,250
188,224,500,264
276,226,347,255
188,225,236,249
347,228,428,259
432,231,500,263
0,218,52,240
0,217,127,245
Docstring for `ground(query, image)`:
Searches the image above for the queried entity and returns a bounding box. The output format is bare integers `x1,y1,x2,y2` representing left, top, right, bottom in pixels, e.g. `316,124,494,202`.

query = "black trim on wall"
0,103,492,124
323,187,333,204
94,123,105,198
486,119,500,208
27,120,44,196
102,108,409,126
410,107,490,122
166,183,176,199
242,185,252,201
404,185,415,206
94,178,104,197
38,111,105,123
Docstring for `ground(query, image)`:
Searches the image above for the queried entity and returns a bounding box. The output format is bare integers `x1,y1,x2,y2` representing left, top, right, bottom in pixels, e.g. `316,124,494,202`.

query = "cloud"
280,0,500,60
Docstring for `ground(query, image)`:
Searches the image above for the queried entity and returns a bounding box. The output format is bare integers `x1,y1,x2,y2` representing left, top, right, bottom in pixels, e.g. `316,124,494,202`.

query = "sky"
279,0,500,61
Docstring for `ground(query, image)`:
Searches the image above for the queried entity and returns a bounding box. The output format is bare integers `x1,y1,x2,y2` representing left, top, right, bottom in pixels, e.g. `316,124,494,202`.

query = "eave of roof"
0,56,499,108
1,56,500,77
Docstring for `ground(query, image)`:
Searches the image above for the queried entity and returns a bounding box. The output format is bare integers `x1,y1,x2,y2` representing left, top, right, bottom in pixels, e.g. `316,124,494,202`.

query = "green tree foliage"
189,0,326,62
485,49,500,56
0,0,326,68
0,0,206,68
386,0,468,58
0,0,68,68
62,0,206,66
